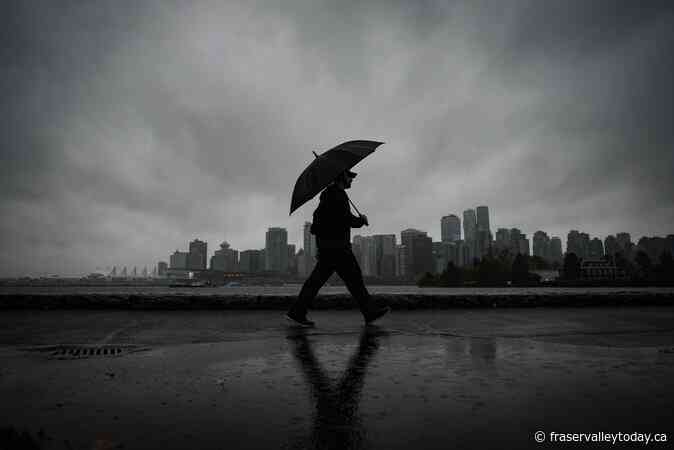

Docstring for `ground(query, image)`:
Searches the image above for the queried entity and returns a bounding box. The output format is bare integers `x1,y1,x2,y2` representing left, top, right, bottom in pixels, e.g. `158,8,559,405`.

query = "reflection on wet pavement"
286,326,386,450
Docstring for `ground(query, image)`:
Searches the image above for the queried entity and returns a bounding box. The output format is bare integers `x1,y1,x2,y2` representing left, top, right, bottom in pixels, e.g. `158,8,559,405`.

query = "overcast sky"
2,0,673,276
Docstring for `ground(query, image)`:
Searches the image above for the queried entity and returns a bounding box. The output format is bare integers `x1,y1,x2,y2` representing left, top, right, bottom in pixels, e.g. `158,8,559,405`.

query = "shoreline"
2,292,674,310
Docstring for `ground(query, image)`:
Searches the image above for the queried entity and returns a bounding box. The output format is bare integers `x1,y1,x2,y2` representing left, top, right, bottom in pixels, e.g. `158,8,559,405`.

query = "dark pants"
289,247,374,317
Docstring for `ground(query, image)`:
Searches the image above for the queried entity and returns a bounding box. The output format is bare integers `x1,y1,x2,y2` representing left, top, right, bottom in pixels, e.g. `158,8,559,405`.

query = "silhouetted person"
286,170,390,327
286,327,385,449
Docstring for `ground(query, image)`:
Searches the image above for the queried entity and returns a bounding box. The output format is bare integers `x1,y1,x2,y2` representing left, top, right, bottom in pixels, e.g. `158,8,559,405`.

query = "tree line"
417,249,674,287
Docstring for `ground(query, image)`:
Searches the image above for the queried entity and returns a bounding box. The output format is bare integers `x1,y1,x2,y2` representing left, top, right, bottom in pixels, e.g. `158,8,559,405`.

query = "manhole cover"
24,344,147,359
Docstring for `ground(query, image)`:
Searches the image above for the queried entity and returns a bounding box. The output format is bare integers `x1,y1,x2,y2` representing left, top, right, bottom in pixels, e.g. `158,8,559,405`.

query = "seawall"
2,292,674,310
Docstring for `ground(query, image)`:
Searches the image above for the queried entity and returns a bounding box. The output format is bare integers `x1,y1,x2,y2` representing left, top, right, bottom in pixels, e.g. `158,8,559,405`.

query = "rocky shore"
2,292,674,310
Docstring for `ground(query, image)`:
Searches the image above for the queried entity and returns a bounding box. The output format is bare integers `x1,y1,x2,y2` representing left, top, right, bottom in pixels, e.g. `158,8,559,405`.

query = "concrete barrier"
1,292,674,309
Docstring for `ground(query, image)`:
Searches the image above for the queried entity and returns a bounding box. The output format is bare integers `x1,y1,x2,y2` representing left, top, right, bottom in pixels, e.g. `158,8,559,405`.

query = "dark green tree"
440,261,463,286
634,251,652,280
656,252,674,283
417,272,437,287
563,253,581,280
512,253,530,284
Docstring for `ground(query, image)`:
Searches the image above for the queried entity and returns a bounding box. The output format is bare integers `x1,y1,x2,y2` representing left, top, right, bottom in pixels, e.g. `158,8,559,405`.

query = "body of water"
2,285,674,296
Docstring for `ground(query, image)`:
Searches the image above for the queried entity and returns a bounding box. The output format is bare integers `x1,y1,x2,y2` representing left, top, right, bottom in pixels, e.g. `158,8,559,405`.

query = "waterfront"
3,285,674,296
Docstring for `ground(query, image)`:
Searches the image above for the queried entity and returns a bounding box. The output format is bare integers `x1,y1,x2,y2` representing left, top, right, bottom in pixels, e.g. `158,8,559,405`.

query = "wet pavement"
1,308,673,449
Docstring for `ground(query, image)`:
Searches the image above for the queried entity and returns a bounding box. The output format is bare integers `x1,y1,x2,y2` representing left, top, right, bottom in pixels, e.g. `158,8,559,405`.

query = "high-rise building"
433,241,455,273
170,250,189,269
463,209,477,242
303,222,317,276
360,236,376,276
476,230,493,258
495,228,511,254
533,231,551,260
604,235,619,257
373,234,397,278
441,215,461,242
287,244,297,275
157,261,168,277
567,230,590,259
401,228,434,277
395,244,409,278
265,227,289,273
550,237,563,263
296,249,306,277
476,206,490,234
589,238,604,258
518,234,530,256
210,242,238,272
239,249,265,273
188,239,208,270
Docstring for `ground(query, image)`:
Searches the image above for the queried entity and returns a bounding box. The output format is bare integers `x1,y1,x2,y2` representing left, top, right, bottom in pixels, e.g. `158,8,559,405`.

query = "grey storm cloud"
1,0,673,276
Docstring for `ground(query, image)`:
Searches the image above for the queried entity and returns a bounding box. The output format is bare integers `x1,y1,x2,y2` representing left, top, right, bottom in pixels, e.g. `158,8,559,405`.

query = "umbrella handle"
348,198,362,217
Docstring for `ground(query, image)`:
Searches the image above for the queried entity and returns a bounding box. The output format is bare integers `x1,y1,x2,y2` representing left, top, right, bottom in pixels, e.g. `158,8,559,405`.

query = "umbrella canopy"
290,140,384,215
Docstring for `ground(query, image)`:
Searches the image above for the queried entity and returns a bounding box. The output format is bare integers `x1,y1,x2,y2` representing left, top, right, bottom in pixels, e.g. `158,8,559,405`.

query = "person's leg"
288,254,335,318
334,249,377,315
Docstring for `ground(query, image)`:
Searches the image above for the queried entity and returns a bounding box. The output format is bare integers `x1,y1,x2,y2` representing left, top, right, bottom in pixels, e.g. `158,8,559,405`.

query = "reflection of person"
286,170,390,327
287,327,384,449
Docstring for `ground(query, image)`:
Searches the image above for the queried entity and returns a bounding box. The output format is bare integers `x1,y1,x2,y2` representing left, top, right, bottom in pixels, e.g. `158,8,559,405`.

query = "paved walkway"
1,308,673,449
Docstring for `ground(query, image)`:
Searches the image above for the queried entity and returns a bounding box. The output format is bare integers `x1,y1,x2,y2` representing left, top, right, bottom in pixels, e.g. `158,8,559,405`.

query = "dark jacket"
310,184,366,249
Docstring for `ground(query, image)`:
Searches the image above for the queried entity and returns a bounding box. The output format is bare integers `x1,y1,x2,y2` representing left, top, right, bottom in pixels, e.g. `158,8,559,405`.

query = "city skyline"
6,209,674,277
2,1,673,277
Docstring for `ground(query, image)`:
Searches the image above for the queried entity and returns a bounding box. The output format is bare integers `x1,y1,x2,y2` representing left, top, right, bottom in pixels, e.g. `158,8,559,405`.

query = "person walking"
286,169,390,327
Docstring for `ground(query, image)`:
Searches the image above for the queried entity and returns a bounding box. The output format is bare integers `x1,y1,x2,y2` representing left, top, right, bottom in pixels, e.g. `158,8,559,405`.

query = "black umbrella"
289,140,384,216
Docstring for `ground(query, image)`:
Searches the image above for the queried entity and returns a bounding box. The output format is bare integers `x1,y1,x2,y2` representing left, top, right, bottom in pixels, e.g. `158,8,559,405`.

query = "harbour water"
2,285,674,296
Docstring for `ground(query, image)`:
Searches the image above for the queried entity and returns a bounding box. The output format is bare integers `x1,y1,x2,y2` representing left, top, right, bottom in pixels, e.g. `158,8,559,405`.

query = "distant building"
287,244,297,275
210,242,238,272
476,206,490,234
296,249,306,277
170,250,189,270
239,249,265,274
157,261,168,277
567,230,589,259
188,239,208,270
588,238,604,259
476,229,492,258
463,209,477,243
441,215,461,242
433,241,454,273
373,234,396,278
401,228,434,277
550,237,563,264
604,235,619,257
581,259,626,281
518,234,530,256
395,244,409,278
265,227,289,273
303,222,317,276
360,236,377,276
494,228,511,255
533,231,550,260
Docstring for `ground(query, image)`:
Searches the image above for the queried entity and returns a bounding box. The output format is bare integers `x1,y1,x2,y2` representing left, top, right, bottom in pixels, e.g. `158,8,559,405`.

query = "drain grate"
24,344,146,359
